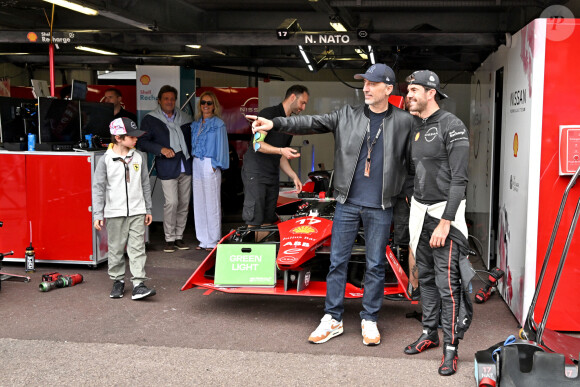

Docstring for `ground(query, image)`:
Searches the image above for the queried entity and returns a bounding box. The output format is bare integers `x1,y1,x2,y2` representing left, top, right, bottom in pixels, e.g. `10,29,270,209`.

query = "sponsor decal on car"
290,225,318,235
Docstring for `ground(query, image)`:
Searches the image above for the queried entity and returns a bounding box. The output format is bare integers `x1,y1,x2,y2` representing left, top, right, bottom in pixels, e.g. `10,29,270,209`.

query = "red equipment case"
0,151,108,266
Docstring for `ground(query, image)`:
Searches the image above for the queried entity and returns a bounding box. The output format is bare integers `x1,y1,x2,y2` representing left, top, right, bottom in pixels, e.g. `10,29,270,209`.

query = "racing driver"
405,70,473,376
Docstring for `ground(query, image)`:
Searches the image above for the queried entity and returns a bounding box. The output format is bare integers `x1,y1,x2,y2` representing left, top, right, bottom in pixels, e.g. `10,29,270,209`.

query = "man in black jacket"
137,85,192,253
249,64,415,347
403,70,471,376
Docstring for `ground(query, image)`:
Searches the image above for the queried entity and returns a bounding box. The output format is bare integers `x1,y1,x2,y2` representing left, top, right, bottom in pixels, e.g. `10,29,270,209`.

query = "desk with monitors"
1,97,114,151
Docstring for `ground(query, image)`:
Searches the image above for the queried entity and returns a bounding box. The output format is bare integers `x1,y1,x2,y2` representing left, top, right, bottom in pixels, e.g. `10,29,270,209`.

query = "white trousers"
192,157,222,248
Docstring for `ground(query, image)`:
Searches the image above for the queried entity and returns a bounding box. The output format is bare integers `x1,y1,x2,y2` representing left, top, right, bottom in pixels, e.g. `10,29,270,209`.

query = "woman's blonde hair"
195,91,222,120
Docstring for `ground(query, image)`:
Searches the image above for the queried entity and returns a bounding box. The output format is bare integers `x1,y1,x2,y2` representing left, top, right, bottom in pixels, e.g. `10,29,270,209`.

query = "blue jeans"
324,201,393,322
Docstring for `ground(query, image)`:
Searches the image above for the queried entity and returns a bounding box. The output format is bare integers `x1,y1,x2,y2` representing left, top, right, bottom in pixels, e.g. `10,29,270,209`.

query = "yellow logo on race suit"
290,225,317,235
415,132,420,141
133,163,140,172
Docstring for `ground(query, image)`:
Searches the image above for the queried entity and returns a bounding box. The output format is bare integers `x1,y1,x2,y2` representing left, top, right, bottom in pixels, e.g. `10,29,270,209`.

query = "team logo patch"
133,163,140,172
290,225,317,235
425,127,438,142
415,132,420,141
450,129,466,137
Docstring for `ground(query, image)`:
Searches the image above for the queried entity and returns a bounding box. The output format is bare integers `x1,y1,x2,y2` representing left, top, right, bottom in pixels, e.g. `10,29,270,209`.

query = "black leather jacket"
272,103,415,208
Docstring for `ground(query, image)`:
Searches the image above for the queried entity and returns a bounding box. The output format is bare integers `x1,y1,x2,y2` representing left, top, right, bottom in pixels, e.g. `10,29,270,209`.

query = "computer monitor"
31,79,50,98
71,80,88,101
37,97,81,147
0,97,38,145
80,100,114,144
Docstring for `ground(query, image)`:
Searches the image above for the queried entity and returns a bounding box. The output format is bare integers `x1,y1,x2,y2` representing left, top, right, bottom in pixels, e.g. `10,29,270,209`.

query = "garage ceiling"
0,0,570,75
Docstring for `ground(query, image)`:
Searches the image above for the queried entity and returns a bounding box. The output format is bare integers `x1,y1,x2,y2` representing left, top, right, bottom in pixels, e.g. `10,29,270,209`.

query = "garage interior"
1,0,578,83
1,1,580,385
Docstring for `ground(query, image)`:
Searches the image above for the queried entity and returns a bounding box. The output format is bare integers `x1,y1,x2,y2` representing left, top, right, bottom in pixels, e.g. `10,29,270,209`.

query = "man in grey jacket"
249,64,415,346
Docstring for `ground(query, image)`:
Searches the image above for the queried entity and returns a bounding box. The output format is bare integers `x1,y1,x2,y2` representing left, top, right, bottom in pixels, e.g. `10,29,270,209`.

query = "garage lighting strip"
43,0,98,16
75,46,118,55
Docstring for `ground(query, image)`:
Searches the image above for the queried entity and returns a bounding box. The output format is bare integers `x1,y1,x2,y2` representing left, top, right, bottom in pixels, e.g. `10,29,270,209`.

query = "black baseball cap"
354,63,396,85
407,70,448,99
109,117,145,137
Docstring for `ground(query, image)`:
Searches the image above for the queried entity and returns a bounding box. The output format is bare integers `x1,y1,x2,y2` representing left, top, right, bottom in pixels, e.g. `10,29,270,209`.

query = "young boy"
92,117,156,300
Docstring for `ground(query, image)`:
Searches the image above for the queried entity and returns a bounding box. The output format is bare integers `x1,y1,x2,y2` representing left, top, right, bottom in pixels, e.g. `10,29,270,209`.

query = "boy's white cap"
109,117,145,137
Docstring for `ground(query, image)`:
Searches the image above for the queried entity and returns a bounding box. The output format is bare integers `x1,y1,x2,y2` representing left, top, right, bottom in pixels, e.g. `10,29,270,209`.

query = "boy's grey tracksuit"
92,148,152,286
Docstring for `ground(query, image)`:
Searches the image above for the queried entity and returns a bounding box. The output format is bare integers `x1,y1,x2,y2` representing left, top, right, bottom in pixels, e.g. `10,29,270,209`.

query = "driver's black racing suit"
409,108,472,346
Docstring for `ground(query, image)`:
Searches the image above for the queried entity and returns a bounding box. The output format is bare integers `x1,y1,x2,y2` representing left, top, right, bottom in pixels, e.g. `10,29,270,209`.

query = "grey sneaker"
110,280,124,298
174,239,189,250
132,282,156,300
164,241,176,253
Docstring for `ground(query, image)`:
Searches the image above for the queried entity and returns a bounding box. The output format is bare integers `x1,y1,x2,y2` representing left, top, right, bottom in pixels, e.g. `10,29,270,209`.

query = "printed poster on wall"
497,19,546,324
135,65,180,121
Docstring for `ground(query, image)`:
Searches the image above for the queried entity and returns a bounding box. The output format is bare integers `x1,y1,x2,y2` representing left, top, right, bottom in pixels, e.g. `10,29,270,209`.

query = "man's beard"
409,98,427,114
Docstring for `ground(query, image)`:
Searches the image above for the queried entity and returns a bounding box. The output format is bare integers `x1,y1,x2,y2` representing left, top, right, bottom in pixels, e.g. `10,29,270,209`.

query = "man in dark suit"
137,85,193,253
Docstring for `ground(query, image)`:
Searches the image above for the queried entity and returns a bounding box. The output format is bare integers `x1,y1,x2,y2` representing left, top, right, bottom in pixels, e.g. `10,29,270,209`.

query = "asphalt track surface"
0,221,520,386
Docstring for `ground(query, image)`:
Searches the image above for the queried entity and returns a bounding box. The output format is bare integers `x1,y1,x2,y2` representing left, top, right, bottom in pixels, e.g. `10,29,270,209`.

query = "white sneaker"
361,319,381,346
308,314,344,344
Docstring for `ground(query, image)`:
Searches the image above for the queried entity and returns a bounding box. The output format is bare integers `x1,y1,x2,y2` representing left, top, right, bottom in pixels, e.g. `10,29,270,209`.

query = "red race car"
181,170,412,300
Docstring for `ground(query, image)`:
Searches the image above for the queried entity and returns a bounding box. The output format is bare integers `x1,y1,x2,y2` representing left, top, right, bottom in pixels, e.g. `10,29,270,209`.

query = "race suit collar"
420,107,444,124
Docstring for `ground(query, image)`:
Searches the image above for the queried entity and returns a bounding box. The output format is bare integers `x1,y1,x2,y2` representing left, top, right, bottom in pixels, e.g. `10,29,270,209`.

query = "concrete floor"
0,220,521,386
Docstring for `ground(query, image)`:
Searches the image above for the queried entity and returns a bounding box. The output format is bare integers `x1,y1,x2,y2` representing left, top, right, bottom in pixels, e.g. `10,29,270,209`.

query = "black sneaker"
410,286,421,301
384,293,408,301
110,280,125,298
174,239,189,250
404,328,439,354
164,241,176,253
384,286,421,302
438,343,458,376
132,282,156,300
